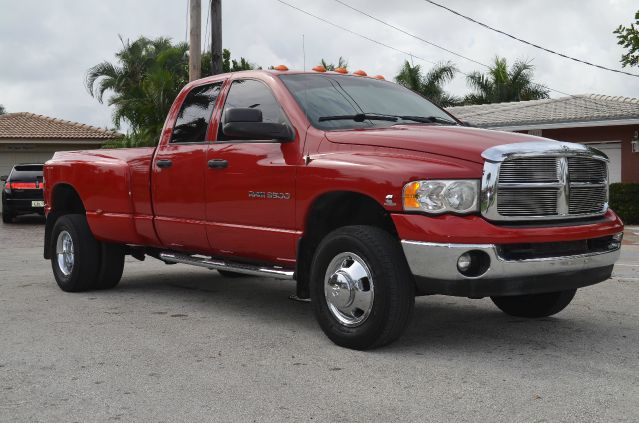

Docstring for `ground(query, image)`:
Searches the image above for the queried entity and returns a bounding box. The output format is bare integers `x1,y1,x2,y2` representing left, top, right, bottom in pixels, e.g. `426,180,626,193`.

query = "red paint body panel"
43,70,624,268
324,125,540,164
392,210,624,245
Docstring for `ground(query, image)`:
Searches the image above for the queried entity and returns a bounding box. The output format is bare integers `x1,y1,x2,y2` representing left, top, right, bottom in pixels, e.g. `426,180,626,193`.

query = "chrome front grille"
481,142,609,222
567,157,607,183
498,157,559,183
569,186,607,214
497,188,559,216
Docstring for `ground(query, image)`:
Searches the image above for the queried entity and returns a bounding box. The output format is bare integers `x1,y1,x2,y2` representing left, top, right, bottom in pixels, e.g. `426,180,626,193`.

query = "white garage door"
583,142,622,183
0,148,59,178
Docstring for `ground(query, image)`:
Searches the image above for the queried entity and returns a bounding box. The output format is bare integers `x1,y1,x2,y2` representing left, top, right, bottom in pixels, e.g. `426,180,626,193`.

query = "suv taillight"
7,182,38,189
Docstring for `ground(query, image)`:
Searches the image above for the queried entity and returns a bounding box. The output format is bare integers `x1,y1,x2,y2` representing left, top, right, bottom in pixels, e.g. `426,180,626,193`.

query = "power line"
274,0,438,66
328,0,611,114
274,0,611,114
333,0,488,69
422,0,639,78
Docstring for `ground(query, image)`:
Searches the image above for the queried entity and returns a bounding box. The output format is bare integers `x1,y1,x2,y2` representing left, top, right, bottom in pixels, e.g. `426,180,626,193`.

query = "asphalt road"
1,216,638,422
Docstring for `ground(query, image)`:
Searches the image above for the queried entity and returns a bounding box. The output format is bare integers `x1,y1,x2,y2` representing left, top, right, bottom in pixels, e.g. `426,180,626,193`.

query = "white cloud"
0,0,637,128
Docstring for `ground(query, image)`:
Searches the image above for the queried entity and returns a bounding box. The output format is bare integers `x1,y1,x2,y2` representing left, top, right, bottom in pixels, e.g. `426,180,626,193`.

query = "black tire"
217,269,249,278
491,289,577,318
50,214,101,292
310,225,415,350
2,209,13,223
95,243,125,290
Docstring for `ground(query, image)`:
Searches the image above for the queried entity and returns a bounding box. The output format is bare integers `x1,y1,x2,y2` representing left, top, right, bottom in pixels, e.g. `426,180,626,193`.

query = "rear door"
152,82,223,252
204,78,301,265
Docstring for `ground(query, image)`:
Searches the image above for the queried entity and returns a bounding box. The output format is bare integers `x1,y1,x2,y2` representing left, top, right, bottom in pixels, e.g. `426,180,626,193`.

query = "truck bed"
44,147,161,246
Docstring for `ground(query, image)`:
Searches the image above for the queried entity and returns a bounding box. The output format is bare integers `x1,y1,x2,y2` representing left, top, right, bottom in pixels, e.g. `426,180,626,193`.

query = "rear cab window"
170,82,223,144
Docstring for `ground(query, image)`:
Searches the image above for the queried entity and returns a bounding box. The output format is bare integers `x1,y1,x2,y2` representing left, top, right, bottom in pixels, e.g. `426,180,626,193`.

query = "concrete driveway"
1,217,638,422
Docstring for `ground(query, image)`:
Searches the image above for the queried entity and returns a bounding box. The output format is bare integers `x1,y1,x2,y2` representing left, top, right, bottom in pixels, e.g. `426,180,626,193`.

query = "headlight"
403,180,480,214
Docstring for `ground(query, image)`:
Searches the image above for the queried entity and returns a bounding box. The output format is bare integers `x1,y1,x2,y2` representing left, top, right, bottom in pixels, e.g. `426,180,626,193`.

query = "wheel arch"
295,190,399,299
44,183,86,259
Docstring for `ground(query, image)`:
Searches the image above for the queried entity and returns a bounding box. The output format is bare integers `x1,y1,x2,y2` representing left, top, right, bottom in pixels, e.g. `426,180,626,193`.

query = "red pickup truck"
43,69,623,349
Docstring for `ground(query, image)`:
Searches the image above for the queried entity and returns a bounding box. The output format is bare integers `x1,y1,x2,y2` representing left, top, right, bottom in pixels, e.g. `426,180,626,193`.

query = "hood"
324,125,543,164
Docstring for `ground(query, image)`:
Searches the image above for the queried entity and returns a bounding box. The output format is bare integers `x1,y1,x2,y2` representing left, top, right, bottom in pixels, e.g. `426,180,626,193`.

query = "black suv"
1,164,45,223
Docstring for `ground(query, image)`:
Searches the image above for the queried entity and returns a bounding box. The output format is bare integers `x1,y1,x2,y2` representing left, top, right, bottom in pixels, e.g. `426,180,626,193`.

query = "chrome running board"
158,252,295,280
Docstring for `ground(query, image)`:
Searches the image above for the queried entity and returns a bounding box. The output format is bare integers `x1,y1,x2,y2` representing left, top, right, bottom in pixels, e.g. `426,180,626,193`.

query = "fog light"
457,253,472,272
610,232,623,249
456,250,491,277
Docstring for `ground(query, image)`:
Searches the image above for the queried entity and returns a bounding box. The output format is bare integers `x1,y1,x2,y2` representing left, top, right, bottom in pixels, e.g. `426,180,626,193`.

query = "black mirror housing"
223,122,293,141
224,107,263,123
222,107,293,141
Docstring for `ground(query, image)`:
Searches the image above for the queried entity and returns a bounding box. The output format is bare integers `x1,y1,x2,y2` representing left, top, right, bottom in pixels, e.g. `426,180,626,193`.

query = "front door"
205,78,301,266
152,82,223,252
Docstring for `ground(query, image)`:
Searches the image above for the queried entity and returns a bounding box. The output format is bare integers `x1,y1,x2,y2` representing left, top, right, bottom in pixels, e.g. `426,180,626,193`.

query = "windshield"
279,74,457,130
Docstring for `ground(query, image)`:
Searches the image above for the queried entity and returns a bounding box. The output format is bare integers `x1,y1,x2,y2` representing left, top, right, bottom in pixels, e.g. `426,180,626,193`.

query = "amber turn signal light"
402,181,421,209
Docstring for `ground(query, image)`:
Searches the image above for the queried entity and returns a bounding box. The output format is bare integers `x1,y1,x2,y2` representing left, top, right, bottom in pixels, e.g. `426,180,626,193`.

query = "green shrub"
609,183,639,224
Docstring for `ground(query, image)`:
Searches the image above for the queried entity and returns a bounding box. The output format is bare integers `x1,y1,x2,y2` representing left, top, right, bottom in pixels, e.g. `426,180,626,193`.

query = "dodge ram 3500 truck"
43,69,624,349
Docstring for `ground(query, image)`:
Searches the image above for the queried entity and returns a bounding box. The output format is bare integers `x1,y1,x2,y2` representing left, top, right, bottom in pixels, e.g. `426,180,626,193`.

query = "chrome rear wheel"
56,230,74,276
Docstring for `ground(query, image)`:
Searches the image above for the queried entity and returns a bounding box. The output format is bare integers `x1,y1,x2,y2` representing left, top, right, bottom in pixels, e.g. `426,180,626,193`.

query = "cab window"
170,82,222,143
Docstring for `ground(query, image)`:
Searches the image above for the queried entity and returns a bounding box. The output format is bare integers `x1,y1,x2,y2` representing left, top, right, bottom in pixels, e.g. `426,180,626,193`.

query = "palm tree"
319,57,348,71
202,49,255,75
0,105,5,115
86,36,188,146
395,60,461,107
464,57,549,105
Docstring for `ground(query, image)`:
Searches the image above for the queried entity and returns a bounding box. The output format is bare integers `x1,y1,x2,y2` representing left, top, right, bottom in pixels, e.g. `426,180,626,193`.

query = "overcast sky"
0,0,637,130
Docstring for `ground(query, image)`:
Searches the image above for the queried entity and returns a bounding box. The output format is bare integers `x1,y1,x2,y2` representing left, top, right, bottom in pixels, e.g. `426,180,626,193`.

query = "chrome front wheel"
311,226,415,350
324,252,375,327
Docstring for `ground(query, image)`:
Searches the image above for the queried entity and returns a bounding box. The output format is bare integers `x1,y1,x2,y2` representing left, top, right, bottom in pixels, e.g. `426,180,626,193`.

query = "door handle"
208,159,228,169
156,159,173,169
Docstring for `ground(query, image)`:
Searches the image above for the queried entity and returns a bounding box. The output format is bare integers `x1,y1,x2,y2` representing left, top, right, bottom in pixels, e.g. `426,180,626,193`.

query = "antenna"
302,34,306,71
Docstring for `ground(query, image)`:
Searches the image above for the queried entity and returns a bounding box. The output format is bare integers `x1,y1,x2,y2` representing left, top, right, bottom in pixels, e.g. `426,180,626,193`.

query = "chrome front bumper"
401,237,622,297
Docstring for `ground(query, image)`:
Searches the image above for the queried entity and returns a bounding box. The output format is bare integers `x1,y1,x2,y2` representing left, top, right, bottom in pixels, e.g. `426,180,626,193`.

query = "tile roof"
0,112,121,140
446,94,639,129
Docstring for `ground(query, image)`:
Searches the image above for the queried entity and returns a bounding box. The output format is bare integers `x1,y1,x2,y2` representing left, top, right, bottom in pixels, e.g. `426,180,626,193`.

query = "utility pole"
210,0,223,75
189,0,202,81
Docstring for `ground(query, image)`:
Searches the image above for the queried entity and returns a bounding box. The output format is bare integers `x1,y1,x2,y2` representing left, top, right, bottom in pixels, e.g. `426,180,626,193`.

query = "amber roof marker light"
273,65,289,71
334,67,348,74
312,65,327,72
353,69,367,76
373,75,386,80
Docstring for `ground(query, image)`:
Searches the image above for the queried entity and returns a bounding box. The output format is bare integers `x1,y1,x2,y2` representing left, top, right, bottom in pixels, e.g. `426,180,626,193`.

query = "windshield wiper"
397,115,458,125
318,113,398,122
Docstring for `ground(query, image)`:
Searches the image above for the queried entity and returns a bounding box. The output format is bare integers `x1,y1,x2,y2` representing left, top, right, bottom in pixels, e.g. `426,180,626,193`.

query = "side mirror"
222,108,293,141
460,120,476,127
0,175,7,182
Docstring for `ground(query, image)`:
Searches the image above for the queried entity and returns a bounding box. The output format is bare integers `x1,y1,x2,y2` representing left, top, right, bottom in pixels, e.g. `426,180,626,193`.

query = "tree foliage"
87,36,255,147
319,57,348,71
395,60,461,107
463,57,549,105
0,105,5,115
614,10,639,68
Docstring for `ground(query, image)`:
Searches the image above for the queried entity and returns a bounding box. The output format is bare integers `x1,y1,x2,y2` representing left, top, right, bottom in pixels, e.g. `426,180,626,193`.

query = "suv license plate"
32,201,44,207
